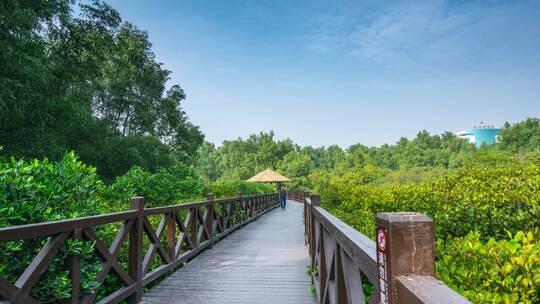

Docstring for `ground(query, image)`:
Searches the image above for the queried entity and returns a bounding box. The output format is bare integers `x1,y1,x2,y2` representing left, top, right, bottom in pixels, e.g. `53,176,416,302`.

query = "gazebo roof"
246,169,291,183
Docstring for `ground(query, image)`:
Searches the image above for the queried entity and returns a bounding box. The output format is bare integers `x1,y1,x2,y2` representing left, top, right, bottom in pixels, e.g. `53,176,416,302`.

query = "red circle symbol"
377,229,386,251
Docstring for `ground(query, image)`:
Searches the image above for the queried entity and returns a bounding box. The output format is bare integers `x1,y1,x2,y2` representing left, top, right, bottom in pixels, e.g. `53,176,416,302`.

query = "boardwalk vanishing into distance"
141,200,317,304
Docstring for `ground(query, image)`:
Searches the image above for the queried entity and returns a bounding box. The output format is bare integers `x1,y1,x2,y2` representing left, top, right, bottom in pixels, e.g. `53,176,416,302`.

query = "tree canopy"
196,119,540,187
499,118,540,153
0,0,203,181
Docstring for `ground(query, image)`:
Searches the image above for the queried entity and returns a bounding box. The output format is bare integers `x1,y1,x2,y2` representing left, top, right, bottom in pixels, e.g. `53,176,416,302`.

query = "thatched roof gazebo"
246,169,290,183
246,169,290,190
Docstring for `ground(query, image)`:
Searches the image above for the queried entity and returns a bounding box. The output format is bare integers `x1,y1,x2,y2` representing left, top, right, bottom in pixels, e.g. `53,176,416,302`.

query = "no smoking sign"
377,228,387,252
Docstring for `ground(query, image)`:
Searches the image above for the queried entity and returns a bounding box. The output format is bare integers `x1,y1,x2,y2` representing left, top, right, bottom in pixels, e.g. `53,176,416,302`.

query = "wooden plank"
339,247,366,304
312,206,378,284
141,201,317,304
81,225,134,304
144,201,210,216
82,226,134,286
142,216,170,274
0,211,137,242
97,284,137,304
68,229,82,304
127,197,144,303
165,213,176,260
396,276,471,304
142,194,268,217
0,277,38,304
190,208,199,248
12,232,70,303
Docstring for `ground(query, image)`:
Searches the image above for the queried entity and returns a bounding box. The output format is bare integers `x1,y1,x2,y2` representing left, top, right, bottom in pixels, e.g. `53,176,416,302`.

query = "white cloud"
303,0,540,66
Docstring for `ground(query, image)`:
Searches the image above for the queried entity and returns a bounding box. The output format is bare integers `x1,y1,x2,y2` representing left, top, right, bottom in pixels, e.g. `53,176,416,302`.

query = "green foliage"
218,132,296,180
278,151,313,179
308,284,316,297
316,165,540,239
499,118,540,153
196,142,223,183
103,163,204,209
0,152,103,300
0,0,203,181
381,166,446,185
196,129,479,188
78,130,177,183
306,265,318,277
315,165,540,302
0,151,103,226
437,231,540,304
449,148,518,168
206,180,274,198
195,118,540,192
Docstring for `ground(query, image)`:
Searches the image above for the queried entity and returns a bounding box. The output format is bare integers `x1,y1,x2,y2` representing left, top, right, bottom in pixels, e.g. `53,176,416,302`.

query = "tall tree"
196,142,223,183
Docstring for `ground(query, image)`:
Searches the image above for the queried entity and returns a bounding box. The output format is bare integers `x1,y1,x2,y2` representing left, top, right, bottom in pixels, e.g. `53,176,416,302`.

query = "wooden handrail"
287,190,471,304
0,193,279,303
0,211,138,242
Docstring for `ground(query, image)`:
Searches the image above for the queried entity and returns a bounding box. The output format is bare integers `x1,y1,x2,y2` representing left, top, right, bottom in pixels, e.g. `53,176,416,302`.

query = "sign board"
377,229,387,252
376,227,389,304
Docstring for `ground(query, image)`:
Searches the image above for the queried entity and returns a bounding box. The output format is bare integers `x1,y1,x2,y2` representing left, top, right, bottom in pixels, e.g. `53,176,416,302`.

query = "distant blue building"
456,123,501,147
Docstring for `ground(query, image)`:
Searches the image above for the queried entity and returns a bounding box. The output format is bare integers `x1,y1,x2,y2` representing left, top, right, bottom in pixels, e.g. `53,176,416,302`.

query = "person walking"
279,186,287,209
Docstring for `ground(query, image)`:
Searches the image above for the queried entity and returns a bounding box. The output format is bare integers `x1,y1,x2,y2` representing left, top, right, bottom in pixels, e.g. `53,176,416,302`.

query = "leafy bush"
313,164,540,302
382,166,447,185
0,152,103,300
0,151,103,226
437,231,540,304
206,180,274,198
316,165,540,239
102,163,204,210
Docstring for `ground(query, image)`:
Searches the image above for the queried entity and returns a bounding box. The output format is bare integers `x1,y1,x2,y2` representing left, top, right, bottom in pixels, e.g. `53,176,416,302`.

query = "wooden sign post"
375,212,435,304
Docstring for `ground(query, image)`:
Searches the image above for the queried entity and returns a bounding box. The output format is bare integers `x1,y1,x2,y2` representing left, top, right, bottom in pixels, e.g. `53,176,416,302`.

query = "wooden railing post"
166,211,176,260
375,213,435,304
309,195,320,270
236,192,242,223
128,197,144,303
256,196,260,215
303,191,310,246
190,206,199,248
241,196,246,222
206,193,214,247
256,196,260,214
249,197,254,218
68,228,82,304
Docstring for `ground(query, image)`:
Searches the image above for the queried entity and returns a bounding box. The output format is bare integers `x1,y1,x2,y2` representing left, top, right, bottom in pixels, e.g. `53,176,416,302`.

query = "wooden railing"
287,190,471,304
0,193,278,303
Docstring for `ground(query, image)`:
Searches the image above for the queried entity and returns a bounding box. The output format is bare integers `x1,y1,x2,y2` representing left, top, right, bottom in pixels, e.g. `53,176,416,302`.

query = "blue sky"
105,0,540,147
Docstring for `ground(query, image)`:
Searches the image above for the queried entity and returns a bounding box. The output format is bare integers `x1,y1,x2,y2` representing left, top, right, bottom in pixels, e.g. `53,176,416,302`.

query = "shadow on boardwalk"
141,200,317,304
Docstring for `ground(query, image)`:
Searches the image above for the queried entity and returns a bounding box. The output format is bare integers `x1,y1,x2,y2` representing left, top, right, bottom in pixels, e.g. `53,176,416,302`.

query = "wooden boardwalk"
141,200,317,304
